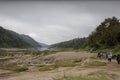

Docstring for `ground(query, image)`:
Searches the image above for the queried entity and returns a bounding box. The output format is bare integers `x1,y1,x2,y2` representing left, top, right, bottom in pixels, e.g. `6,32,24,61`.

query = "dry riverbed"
0,51,120,80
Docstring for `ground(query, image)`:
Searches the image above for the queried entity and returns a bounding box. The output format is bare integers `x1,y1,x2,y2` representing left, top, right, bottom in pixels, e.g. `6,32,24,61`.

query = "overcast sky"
0,1,120,45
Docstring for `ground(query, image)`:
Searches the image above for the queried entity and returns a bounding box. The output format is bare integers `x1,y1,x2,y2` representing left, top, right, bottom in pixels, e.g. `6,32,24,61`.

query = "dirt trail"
0,51,120,80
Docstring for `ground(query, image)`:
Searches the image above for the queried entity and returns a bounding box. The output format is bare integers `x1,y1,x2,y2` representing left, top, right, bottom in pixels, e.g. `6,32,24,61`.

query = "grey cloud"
0,1,120,44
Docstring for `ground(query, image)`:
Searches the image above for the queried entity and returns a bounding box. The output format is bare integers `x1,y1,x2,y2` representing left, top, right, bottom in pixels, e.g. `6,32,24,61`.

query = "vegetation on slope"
87,17,120,50
50,17,120,53
0,26,41,48
21,34,41,48
50,38,86,49
0,26,32,48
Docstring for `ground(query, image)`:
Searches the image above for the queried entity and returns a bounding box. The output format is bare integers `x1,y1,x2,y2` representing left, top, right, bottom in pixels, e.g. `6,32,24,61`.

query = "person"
107,52,113,62
116,54,120,64
97,52,102,59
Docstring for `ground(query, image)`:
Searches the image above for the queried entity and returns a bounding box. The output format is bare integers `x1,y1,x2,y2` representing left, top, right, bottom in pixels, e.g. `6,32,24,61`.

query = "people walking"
107,52,113,62
116,54,120,64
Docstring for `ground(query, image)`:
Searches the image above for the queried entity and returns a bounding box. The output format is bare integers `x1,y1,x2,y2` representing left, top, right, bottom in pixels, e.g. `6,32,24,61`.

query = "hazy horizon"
0,1,120,45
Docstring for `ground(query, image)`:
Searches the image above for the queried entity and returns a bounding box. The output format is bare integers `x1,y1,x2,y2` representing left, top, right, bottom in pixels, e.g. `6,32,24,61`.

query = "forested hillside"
21,35,41,48
0,26,41,48
50,38,86,49
50,17,120,51
87,17,120,50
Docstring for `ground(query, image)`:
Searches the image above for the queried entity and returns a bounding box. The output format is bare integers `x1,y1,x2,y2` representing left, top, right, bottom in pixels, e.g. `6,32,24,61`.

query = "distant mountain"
21,35,41,48
0,26,43,48
39,42,48,48
50,38,86,49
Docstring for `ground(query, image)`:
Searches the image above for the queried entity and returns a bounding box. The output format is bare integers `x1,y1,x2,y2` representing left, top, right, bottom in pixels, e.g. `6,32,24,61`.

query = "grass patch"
61,48,77,52
73,59,83,63
88,71,108,76
39,57,87,71
39,60,77,71
90,55,97,59
53,75,110,80
0,66,28,72
53,71,110,80
73,57,87,63
83,61,107,68
39,65,58,71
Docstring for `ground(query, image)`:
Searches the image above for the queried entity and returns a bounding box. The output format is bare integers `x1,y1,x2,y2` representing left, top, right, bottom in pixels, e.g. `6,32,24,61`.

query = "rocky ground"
0,51,120,80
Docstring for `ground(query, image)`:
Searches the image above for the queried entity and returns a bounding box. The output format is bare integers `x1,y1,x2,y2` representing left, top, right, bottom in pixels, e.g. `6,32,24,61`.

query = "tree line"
50,17,120,51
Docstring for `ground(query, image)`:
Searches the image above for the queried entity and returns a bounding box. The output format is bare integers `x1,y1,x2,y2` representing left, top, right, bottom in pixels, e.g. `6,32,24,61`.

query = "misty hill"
50,17,120,51
0,26,41,48
39,42,48,48
21,35,41,48
50,38,86,49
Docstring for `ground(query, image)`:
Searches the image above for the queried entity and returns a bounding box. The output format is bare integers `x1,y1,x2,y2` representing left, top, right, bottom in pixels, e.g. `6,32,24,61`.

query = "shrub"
12,66,28,72
0,66,28,72
112,45,120,54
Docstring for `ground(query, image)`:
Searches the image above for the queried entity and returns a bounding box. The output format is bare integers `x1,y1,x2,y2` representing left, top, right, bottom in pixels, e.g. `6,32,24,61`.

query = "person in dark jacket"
116,54,120,64
97,52,102,59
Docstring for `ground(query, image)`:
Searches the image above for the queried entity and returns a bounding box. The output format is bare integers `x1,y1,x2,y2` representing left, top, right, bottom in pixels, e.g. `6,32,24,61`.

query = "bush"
12,66,28,72
112,45,120,54
0,66,28,72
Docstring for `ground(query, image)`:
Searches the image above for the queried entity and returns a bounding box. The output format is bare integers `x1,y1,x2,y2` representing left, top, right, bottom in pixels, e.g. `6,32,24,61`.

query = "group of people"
97,52,120,64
